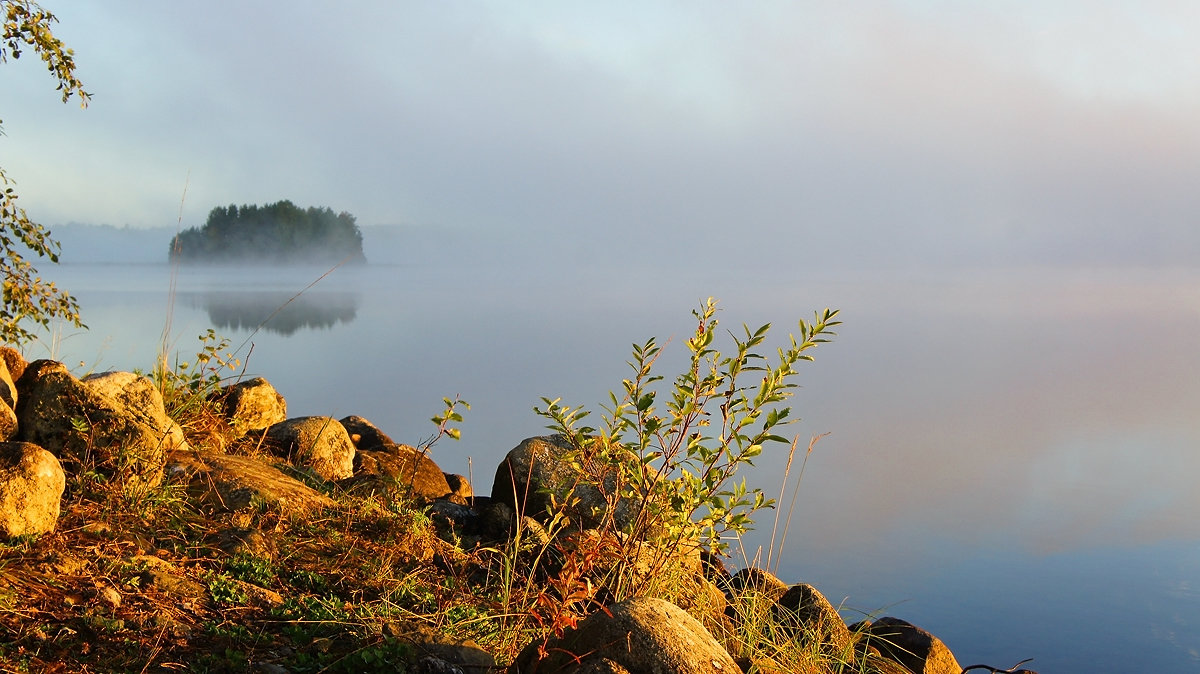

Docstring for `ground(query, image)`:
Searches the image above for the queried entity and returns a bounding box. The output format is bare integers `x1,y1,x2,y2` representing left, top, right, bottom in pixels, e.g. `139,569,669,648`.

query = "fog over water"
33,227,1200,672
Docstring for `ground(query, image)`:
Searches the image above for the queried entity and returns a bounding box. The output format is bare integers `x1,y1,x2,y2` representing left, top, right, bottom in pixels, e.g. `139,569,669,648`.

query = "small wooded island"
168,200,367,264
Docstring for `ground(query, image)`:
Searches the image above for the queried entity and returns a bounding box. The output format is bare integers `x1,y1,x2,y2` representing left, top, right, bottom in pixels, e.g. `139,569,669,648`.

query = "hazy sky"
5,1,1199,268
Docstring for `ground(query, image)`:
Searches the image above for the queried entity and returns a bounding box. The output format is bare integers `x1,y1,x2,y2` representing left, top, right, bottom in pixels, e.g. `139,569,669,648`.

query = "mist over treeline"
39,219,1197,271
168,201,366,265
43,223,403,266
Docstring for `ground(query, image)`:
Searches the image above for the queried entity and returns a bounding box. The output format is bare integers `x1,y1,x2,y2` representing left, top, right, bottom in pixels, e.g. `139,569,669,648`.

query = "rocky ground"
0,348,1021,673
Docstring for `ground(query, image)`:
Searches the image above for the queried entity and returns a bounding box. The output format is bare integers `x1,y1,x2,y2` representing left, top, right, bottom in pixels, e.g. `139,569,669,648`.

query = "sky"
4,0,1200,268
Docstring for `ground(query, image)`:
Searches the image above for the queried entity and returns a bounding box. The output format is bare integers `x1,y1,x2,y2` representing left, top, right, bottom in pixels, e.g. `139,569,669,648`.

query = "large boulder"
217,377,287,437
511,596,738,674
81,371,189,448
0,442,66,538
772,583,854,656
350,444,451,500
16,361,189,490
863,617,962,674
262,416,355,481
492,435,638,530
165,450,335,515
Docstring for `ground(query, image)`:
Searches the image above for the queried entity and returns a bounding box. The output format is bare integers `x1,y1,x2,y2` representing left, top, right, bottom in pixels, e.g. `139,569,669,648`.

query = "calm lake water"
33,259,1200,673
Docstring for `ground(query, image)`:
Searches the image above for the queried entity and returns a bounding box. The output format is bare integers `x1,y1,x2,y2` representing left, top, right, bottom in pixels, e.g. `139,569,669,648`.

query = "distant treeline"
169,200,366,264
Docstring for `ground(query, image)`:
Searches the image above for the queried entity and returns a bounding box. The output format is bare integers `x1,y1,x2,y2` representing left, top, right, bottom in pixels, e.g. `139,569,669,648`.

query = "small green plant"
424,395,471,447
151,328,244,451
535,298,839,585
205,571,249,605
286,637,413,674
224,552,276,587
155,328,242,404
287,568,328,593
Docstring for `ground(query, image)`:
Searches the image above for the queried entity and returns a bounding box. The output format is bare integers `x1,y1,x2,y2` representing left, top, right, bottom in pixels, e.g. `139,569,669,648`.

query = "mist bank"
44,221,1197,271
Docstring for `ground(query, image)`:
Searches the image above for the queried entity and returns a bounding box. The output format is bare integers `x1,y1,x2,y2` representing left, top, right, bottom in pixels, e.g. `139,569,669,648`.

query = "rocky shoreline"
0,348,1032,673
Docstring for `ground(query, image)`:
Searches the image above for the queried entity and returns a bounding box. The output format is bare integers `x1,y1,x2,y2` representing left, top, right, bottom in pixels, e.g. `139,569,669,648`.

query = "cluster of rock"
0,353,468,536
483,436,978,674
0,350,1015,674
509,595,967,674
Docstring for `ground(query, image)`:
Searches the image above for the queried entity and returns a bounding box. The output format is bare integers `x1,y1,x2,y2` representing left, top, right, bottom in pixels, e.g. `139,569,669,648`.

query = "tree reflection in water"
187,290,359,336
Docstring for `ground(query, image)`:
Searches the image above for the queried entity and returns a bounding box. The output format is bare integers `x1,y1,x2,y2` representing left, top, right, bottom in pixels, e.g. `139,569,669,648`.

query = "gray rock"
573,658,631,674
263,416,355,481
414,657,463,674
864,617,962,674
477,500,516,542
492,435,638,530
512,596,738,674
218,377,287,436
0,442,65,538
444,473,473,502
772,583,854,656
16,361,188,490
350,445,451,500
427,500,476,529
166,450,336,515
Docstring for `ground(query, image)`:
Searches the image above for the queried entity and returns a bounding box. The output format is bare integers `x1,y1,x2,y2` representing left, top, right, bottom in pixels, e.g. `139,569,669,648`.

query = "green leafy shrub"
153,328,242,450
535,298,839,580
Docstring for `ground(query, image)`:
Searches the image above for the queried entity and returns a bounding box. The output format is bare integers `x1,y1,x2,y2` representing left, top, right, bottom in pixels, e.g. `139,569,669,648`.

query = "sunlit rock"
262,415,355,481
864,617,963,674
511,596,738,674
217,376,287,437
0,441,65,539
444,472,472,502
492,435,638,530
772,583,854,656
165,449,335,514
16,361,187,490
0,347,26,386
391,623,495,674
348,444,451,500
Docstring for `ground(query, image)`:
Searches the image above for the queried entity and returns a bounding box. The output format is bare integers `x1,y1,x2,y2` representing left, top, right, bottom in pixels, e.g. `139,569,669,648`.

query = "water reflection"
47,264,1200,672
185,290,359,335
